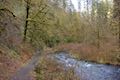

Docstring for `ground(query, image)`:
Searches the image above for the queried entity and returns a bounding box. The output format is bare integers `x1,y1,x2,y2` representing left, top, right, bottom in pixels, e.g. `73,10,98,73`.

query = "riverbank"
35,51,120,80
44,43,120,65
52,52,120,80
35,53,80,80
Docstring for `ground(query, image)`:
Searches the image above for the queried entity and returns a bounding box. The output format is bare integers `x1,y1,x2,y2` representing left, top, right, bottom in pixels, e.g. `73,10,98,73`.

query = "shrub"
35,56,80,80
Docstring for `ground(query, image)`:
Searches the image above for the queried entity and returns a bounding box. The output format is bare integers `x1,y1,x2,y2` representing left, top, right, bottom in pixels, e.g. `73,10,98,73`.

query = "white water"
52,51,120,80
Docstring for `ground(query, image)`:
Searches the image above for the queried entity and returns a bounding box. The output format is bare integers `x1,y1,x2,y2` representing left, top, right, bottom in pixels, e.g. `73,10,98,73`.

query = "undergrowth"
35,55,80,80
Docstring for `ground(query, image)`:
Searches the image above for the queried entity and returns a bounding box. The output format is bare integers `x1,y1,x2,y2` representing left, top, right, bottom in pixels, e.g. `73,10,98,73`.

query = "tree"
113,0,120,48
23,0,31,41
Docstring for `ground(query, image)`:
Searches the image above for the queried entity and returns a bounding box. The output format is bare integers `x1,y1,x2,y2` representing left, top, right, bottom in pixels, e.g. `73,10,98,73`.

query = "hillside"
0,0,120,80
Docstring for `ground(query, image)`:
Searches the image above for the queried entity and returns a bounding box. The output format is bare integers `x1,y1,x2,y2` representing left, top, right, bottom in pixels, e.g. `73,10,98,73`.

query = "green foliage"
23,0,119,50
25,0,81,48
45,36,60,47
0,26,4,35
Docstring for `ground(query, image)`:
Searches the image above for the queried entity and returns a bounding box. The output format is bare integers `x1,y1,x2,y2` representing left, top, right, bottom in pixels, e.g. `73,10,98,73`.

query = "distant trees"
22,0,81,48
76,0,114,48
1,0,119,51
17,0,120,51
113,0,120,47
95,0,109,48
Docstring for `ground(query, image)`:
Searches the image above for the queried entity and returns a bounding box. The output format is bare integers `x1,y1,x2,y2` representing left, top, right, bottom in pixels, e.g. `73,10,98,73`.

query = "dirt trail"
11,51,41,80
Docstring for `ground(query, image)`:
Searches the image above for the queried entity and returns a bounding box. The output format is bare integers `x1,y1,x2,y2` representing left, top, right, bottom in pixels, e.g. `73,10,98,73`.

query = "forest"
0,0,120,80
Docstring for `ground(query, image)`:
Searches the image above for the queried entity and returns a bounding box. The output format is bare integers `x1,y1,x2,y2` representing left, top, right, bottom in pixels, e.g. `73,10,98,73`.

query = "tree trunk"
23,0,30,41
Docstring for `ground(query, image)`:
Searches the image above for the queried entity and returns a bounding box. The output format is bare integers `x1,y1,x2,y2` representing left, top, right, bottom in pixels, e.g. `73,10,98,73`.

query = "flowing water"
52,51,120,80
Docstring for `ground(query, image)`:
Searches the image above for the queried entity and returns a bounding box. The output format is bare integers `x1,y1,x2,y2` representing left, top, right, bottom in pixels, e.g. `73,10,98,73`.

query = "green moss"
8,49,20,59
